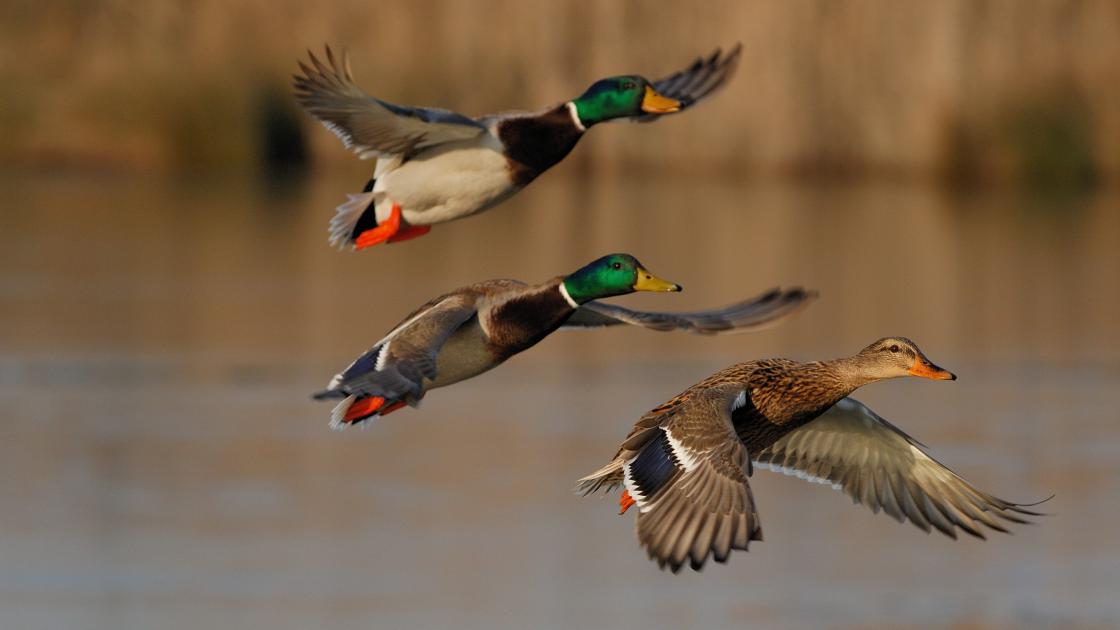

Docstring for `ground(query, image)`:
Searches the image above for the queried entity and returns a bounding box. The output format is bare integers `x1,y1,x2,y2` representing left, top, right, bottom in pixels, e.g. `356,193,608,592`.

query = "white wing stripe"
731,390,747,411
664,427,700,471
373,343,389,372
621,459,651,513
367,305,440,373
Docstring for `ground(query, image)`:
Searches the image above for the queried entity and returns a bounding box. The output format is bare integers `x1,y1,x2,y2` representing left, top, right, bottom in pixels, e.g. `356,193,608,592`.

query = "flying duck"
578,337,1046,572
313,253,813,426
293,45,741,249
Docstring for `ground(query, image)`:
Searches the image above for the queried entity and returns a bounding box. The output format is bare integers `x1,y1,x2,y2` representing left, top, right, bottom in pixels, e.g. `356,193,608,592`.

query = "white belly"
374,138,521,225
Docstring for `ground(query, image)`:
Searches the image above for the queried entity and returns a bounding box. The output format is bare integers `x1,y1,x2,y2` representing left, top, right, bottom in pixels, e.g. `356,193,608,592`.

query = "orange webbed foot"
379,401,408,416
387,224,431,243
619,489,636,515
343,396,386,423
353,204,402,250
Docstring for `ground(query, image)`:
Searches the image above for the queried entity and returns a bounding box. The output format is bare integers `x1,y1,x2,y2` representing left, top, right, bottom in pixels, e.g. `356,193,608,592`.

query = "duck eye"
889,344,900,353
621,81,636,91
611,262,622,270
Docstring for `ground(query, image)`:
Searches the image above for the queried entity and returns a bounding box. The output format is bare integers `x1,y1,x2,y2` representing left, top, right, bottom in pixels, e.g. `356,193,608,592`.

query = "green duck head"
571,76,681,127
562,253,681,304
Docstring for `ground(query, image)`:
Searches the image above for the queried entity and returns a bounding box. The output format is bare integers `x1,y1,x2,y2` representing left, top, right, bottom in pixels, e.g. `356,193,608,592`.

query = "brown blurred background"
1,2,1118,630
3,0,1117,188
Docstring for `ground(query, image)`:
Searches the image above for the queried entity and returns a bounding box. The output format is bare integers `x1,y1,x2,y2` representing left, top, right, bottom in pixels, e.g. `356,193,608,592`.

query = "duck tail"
574,460,625,496
327,177,380,249
325,394,407,430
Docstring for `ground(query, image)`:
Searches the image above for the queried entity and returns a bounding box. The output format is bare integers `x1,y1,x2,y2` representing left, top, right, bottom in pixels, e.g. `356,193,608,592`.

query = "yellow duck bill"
633,267,682,292
640,86,682,114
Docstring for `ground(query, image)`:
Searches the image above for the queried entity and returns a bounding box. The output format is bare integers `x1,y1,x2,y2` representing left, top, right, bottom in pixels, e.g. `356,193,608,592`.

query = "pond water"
1,169,1117,629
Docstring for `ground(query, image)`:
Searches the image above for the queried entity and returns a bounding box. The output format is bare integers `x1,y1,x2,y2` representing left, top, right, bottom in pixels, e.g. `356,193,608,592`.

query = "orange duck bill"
908,356,956,380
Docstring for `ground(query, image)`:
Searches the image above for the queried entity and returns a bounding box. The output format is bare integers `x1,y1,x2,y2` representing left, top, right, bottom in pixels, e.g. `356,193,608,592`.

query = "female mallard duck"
313,253,813,427
293,45,741,249
578,337,1045,572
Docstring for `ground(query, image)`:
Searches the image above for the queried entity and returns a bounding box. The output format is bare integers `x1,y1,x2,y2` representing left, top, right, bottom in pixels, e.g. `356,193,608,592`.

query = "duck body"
369,132,521,228
312,277,577,425
365,104,584,229
579,338,1044,573
430,278,575,387
312,254,815,428
294,46,741,249
688,358,860,451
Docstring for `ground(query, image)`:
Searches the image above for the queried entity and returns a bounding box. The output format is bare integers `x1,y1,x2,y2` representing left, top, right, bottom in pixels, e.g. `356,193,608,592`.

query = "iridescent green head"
571,76,682,127
562,253,682,304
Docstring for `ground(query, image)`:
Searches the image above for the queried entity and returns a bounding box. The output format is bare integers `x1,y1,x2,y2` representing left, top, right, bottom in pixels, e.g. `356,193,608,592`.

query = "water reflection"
0,171,1117,629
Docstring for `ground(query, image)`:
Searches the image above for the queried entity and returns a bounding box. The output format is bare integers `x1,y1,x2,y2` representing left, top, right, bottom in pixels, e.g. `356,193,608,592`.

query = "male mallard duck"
293,45,741,249
578,337,1045,572
312,253,813,427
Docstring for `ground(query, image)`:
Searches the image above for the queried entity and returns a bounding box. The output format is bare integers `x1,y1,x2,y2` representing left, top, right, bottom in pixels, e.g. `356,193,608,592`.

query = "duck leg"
619,489,637,515
338,396,408,426
387,224,431,243
353,203,403,249
379,401,408,415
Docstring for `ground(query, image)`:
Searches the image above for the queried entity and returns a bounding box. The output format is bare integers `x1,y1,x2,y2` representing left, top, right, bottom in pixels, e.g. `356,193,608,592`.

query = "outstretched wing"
313,292,479,404
293,46,488,159
562,287,815,334
753,397,1045,539
633,44,743,123
581,384,762,572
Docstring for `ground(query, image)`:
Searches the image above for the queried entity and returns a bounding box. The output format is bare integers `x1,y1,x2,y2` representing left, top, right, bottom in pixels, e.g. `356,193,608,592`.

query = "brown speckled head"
856,337,956,381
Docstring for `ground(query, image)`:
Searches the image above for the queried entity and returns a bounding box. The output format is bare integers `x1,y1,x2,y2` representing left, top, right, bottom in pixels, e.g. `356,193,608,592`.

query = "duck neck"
486,279,578,357
497,104,585,187
565,101,588,132
558,279,582,308
815,354,886,397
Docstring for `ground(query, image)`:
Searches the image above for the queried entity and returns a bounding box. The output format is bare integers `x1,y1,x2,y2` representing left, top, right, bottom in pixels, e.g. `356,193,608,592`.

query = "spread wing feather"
562,287,815,334
578,385,761,572
753,397,1045,539
312,293,479,403
632,44,743,123
293,46,487,159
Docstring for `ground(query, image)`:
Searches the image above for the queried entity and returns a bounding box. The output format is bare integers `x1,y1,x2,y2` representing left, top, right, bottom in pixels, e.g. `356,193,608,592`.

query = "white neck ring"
566,102,586,132
558,282,580,308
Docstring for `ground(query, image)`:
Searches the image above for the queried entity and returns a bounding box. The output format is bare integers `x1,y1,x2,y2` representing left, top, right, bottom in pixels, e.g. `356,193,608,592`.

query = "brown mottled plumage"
578,337,1046,572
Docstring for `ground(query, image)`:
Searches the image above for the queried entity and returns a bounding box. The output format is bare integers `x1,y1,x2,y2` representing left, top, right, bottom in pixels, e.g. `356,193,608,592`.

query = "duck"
312,253,814,427
293,45,741,249
577,337,1046,572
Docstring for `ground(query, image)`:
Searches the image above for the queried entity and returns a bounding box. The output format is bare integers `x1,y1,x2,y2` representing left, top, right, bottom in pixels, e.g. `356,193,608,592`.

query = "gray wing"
753,397,1045,539
313,293,479,403
633,44,743,123
562,287,815,334
622,386,762,572
293,46,488,159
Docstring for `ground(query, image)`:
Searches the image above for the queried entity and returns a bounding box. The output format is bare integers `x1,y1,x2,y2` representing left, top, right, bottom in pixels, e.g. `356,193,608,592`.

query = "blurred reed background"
2,0,1116,188
1,2,1119,630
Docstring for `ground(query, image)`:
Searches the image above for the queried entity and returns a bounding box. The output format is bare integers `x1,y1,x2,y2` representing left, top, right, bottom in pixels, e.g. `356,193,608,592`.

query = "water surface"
1,171,1117,629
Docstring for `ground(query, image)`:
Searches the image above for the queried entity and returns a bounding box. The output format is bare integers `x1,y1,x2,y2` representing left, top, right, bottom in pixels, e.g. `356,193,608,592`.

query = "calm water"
1,170,1118,630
